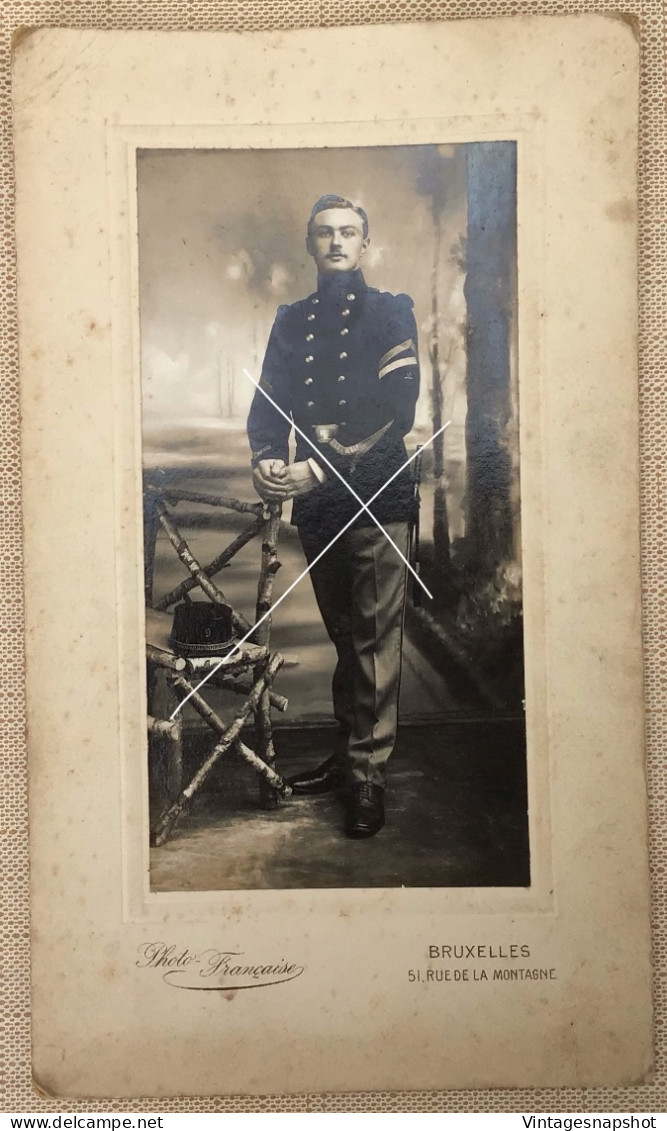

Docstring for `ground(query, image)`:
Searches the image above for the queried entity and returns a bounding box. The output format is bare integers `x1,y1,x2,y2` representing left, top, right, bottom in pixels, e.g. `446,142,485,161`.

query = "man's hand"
279,461,320,499
252,458,288,502
252,459,319,502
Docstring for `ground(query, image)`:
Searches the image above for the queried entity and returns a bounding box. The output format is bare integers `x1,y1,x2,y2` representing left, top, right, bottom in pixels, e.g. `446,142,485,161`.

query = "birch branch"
147,716,180,740
146,645,186,672
235,740,292,797
151,652,284,845
156,504,253,635
153,516,263,612
160,488,264,516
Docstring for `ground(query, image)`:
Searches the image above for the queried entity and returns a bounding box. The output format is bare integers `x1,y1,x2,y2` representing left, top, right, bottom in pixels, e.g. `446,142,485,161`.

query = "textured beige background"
2,0,665,1115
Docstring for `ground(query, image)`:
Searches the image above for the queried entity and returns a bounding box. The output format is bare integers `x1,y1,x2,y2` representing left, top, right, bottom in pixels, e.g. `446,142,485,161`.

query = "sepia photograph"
13,18,652,1096
139,142,528,891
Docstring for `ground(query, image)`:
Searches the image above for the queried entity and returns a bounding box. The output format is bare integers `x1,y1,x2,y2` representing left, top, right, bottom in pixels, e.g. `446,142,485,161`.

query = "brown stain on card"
605,198,635,223
11,26,37,56
85,318,110,337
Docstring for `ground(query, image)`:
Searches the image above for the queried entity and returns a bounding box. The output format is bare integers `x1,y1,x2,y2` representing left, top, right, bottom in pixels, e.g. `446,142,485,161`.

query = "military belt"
313,420,394,457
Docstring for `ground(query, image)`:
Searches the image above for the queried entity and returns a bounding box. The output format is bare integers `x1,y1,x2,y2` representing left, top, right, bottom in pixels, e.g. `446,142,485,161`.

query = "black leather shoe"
345,782,385,838
287,754,345,795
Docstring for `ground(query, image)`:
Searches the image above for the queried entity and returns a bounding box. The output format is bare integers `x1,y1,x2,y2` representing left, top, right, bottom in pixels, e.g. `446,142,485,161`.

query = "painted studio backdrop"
139,144,528,892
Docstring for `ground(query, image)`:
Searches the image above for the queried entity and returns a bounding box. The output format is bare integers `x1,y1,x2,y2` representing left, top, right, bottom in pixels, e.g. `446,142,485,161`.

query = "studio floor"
149,717,529,891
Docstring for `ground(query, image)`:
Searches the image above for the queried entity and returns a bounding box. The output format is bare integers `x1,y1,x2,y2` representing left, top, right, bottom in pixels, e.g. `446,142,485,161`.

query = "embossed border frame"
1,0,665,1114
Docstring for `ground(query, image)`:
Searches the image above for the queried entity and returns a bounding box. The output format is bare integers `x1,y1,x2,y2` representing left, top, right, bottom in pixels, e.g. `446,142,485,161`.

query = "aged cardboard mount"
13,16,651,1095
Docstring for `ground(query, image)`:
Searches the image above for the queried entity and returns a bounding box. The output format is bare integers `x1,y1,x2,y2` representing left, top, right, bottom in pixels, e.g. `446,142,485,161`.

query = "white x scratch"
170,416,450,717
244,368,429,596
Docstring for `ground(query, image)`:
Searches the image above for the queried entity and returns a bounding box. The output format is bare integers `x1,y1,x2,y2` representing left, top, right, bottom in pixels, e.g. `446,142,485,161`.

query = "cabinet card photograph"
140,143,528,891
14,17,653,1095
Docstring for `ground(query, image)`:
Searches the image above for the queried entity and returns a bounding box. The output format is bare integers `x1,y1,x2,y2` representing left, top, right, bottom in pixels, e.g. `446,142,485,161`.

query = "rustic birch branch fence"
143,471,291,846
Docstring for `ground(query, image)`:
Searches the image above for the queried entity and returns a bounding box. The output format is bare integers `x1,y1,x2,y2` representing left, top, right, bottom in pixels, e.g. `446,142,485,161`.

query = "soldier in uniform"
247,194,420,838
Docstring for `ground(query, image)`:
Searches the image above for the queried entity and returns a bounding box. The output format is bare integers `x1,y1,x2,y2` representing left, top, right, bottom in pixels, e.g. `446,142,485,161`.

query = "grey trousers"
298,521,409,787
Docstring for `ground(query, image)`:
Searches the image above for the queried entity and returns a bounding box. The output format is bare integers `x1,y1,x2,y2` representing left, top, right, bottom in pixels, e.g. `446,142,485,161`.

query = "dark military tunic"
247,267,420,788
247,268,420,536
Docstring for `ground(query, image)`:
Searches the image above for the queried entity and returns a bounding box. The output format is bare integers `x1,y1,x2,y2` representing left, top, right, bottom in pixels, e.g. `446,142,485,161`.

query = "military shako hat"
169,600,236,658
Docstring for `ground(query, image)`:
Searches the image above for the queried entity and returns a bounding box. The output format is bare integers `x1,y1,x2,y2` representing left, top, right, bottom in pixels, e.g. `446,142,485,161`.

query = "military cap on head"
307,194,369,239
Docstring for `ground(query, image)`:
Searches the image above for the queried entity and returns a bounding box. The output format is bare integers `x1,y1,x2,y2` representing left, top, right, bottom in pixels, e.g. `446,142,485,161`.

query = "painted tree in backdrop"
463,141,521,636
415,145,456,592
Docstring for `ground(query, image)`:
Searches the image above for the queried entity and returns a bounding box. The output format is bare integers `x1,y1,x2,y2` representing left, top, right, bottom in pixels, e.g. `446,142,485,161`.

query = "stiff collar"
315,268,368,297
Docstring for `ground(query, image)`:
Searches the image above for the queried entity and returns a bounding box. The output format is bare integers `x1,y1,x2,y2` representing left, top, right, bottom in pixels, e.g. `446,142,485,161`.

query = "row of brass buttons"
303,350,349,384
305,376,346,385
303,295,355,421
306,400,347,407
304,353,347,365
310,293,356,303
307,310,351,322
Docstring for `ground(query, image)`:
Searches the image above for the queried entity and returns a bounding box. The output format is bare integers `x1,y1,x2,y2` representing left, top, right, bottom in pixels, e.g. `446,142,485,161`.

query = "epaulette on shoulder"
375,289,414,309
